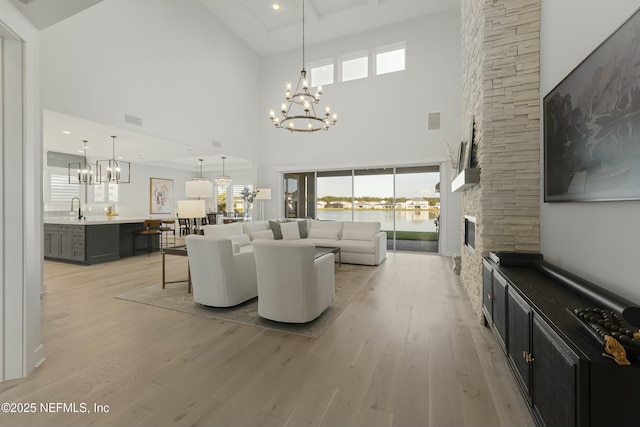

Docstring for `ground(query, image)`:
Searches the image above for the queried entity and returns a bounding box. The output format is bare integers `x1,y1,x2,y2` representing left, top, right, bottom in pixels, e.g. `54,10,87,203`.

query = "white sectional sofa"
201,219,387,266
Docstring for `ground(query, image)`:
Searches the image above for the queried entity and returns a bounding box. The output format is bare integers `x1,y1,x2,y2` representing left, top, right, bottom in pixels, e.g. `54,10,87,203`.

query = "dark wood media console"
482,255,640,427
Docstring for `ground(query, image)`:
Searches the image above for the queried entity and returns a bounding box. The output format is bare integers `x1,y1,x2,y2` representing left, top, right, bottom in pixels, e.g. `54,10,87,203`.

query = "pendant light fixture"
185,158,213,198
214,156,232,190
68,140,94,184
96,135,131,184
269,0,338,132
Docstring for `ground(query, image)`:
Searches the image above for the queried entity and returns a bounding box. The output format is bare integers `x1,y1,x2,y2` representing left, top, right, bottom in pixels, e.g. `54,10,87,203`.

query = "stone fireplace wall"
460,0,541,318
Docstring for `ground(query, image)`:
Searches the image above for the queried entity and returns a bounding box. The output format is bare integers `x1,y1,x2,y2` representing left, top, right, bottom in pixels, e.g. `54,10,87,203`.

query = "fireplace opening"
464,215,476,251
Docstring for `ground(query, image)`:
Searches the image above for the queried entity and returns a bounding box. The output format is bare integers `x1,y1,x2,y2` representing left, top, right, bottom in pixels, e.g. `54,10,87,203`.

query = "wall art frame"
544,7,640,202
150,177,174,214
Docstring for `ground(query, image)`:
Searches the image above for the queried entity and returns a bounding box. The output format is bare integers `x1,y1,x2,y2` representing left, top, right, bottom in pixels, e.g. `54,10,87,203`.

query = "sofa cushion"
284,219,309,238
242,221,270,234
306,237,340,247
229,234,251,247
280,221,301,240
202,222,243,238
338,239,375,254
308,220,343,240
342,221,380,241
249,229,274,240
268,220,283,240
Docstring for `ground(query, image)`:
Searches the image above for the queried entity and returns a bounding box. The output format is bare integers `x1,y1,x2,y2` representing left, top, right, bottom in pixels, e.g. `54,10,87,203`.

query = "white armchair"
184,235,258,307
252,240,335,323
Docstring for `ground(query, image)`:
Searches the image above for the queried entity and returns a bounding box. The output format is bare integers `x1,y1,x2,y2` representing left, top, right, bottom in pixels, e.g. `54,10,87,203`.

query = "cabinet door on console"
492,271,508,352
532,316,579,427
507,288,532,401
482,259,494,324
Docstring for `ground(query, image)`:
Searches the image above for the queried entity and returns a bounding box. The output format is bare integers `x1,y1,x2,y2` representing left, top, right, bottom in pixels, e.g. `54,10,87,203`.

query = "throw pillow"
228,234,251,247
269,220,283,240
231,241,241,254
280,221,301,240
242,221,270,234
284,219,308,238
250,229,274,240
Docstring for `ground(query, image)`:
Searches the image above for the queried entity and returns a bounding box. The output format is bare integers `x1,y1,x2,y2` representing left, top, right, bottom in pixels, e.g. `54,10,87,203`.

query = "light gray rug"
116,263,377,339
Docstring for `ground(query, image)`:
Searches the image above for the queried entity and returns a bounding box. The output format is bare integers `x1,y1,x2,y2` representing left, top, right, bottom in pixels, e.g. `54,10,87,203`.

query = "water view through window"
313,166,440,253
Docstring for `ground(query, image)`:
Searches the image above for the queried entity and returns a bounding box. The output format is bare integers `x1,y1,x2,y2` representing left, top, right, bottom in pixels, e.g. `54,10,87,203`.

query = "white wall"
258,9,463,255
40,0,262,161
0,0,44,381
114,163,256,218
540,0,640,304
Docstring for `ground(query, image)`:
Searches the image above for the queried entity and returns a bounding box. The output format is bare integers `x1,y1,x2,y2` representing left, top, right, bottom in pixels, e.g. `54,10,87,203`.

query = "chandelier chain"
268,0,338,132
302,0,305,70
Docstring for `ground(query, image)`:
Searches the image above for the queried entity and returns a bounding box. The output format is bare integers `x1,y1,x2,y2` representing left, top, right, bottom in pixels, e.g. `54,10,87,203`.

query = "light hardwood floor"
0,249,535,427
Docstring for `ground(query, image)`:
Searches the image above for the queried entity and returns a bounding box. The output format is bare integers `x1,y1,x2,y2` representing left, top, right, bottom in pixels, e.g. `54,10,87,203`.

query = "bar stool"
133,219,163,256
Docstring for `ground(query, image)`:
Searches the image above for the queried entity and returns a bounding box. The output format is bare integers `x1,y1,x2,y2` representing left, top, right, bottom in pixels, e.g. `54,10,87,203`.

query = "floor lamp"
254,188,271,221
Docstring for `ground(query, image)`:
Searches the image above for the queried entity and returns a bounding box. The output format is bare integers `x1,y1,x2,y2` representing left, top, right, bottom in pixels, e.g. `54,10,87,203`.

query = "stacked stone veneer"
460,0,541,319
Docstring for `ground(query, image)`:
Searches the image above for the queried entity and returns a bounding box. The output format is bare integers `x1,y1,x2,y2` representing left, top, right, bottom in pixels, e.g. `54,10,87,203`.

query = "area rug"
115,263,377,339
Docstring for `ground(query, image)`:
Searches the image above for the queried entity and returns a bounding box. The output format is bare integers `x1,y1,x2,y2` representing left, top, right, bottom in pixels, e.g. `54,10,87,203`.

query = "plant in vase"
241,187,259,217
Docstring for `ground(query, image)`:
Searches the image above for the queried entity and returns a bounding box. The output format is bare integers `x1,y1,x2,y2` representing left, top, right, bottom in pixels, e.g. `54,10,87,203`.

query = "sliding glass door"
284,165,440,253
284,172,315,218
317,170,352,221
394,166,440,252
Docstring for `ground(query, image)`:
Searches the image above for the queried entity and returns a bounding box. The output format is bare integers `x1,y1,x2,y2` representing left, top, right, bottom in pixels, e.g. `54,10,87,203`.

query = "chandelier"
214,156,232,190
68,140,94,184
185,158,213,198
269,0,337,132
96,136,131,184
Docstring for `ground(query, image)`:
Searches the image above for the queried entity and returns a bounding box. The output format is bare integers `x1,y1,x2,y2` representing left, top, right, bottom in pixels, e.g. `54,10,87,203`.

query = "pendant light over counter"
68,140,94,184
96,136,131,184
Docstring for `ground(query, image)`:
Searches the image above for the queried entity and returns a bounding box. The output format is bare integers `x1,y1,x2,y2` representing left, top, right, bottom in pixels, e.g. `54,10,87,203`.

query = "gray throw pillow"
269,220,283,240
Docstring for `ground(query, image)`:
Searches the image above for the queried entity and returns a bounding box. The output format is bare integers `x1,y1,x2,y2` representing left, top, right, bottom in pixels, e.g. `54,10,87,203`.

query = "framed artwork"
544,7,640,202
150,177,173,214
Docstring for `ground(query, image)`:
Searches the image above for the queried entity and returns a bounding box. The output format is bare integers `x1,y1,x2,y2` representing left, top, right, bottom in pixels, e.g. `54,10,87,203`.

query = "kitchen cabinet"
43,224,60,258
44,221,133,264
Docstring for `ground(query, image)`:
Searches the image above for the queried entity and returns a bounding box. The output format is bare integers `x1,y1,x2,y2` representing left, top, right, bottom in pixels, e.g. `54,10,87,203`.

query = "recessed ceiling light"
272,3,280,10
62,130,71,134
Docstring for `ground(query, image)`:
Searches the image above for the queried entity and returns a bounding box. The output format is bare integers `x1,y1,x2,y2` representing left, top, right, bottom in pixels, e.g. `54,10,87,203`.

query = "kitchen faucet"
71,197,82,220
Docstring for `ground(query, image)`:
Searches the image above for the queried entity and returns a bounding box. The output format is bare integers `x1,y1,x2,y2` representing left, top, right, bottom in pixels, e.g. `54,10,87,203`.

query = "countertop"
44,217,174,226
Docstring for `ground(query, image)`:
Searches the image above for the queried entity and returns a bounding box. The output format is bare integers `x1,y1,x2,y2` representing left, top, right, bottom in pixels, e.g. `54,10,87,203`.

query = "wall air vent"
428,112,441,130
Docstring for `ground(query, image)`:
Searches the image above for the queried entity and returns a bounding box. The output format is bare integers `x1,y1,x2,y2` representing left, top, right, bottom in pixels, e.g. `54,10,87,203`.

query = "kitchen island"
44,217,170,264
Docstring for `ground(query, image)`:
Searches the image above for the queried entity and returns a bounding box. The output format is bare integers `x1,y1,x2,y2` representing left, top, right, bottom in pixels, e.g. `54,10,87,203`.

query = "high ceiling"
197,0,460,56
18,0,459,171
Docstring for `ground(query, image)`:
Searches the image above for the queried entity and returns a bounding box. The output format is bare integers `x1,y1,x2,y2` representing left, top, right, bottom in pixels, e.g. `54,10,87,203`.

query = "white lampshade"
177,199,206,218
255,188,272,200
185,179,213,198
